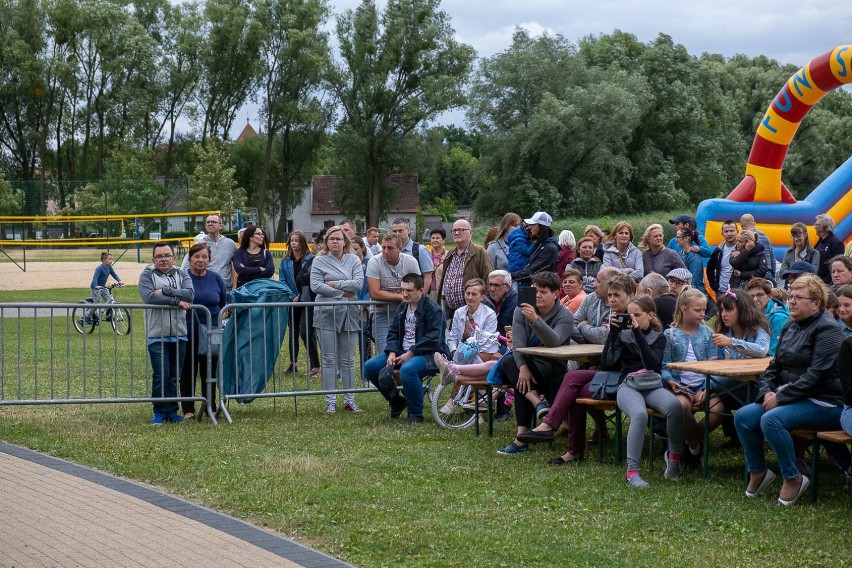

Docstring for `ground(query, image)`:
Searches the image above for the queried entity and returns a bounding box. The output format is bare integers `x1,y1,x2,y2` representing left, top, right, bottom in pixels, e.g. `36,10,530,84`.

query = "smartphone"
615,313,631,329
504,325,512,335
518,286,537,312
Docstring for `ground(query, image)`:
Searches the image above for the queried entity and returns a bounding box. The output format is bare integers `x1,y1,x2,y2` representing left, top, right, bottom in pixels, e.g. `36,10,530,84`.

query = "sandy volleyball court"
0,261,147,292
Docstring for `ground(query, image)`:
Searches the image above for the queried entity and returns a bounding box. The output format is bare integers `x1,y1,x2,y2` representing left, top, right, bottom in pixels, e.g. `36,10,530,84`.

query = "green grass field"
0,306,850,566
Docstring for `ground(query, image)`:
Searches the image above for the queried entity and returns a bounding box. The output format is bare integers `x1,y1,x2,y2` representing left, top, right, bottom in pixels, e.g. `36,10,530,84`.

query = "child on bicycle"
88,252,122,322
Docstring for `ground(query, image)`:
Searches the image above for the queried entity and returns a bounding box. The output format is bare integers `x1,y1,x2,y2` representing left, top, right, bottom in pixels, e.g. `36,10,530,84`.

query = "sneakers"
406,415,424,424
663,451,681,479
626,474,649,488
434,353,454,386
534,401,550,420
151,412,168,426
327,403,336,414
497,441,528,455
344,402,361,413
167,412,184,423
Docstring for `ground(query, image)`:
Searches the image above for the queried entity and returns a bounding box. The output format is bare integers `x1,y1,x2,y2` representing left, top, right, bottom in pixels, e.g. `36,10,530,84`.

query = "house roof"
236,122,257,142
311,174,419,215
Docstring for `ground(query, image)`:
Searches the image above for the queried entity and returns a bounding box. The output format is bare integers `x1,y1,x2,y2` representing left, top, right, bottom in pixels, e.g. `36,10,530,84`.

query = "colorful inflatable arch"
696,45,852,260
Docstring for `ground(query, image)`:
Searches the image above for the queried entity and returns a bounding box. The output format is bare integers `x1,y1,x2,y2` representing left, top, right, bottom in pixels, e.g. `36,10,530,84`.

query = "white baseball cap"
524,212,552,227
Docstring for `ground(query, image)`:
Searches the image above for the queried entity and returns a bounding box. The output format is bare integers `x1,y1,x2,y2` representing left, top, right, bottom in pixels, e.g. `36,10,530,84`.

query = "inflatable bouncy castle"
696,45,852,260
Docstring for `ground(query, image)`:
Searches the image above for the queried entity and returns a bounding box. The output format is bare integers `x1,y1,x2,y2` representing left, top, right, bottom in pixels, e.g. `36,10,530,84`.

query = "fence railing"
0,300,398,425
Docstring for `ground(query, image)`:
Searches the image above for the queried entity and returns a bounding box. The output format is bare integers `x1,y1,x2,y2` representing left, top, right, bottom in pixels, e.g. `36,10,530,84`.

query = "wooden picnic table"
666,356,772,478
516,343,603,362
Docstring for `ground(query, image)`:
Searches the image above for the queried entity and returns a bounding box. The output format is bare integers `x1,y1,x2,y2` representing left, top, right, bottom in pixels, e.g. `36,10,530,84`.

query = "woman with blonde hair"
311,225,364,413
641,223,685,277
488,212,522,271
602,221,643,281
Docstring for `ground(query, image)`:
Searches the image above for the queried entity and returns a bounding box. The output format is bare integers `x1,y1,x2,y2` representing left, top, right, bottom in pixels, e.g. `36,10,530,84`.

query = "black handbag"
589,370,621,400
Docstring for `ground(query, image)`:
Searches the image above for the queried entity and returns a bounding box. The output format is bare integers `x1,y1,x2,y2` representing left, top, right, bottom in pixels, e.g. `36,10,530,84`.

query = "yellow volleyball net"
0,211,225,274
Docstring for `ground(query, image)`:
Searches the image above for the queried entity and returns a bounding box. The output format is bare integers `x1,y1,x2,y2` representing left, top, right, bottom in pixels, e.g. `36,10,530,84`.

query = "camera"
615,313,631,329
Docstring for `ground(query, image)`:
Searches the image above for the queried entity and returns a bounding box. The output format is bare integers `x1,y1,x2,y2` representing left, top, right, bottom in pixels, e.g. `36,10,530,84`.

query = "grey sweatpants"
317,327,358,405
617,384,684,473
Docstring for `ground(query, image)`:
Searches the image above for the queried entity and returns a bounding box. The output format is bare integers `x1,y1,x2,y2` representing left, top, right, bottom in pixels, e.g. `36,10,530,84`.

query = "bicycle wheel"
109,307,132,335
71,305,96,334
431,383,477,429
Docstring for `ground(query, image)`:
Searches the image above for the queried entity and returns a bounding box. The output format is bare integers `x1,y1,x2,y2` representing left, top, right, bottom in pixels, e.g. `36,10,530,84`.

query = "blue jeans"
364,353,429,418
148,339,186,415
842,405,852,437
735,399,842,479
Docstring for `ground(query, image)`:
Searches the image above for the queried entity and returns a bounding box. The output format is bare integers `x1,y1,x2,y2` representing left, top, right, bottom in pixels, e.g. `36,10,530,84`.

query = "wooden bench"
815,431,852,508
574,398,666,467
455,379,511,437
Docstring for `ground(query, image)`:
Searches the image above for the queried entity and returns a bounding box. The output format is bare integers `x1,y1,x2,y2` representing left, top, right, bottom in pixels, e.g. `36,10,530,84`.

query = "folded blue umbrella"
220,279,292,402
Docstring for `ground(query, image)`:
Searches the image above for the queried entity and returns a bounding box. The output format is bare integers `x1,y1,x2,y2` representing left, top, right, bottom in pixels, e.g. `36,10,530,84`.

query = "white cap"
524,211,552,227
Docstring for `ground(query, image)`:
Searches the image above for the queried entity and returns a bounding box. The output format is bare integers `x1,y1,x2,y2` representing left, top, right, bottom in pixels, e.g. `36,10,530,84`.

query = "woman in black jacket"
511,211,559,289
735,274,845,505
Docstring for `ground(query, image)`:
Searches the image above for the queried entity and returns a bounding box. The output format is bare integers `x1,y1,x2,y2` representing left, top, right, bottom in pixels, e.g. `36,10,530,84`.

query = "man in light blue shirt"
391,217,434,292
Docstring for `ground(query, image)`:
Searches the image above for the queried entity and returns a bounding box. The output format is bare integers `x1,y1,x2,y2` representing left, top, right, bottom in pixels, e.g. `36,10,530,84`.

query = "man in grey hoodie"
139,242,195,425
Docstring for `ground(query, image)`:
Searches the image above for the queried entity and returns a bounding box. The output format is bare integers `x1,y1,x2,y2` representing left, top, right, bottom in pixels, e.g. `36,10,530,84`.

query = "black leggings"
292,305,320,369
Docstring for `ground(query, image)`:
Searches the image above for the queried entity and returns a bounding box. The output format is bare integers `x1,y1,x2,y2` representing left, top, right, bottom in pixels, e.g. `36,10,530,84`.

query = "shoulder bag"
589,370,621,400
622,369,663,391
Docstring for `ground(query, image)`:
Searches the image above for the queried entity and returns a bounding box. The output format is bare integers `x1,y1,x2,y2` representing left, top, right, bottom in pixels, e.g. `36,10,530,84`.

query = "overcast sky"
229,0,852,137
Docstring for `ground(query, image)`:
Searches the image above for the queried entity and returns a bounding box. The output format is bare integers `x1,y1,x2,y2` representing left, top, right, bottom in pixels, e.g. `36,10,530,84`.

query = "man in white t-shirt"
366,233,421,354
707,220,739,294
391,218,433,291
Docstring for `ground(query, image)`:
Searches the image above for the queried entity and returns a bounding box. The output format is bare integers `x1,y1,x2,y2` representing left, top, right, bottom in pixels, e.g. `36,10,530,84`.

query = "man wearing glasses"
813,214,845,285
485,270,517,339
182,214,236,291
140,242,195,425
437,219,493,325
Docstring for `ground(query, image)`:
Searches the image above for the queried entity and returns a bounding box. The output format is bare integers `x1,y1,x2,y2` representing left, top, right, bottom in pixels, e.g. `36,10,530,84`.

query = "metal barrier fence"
0,302,213,422
216,300,397,423
0,299,398,424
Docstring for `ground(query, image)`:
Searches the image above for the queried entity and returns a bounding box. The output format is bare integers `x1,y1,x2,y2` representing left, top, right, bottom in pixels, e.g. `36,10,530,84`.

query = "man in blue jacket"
364,272,449,423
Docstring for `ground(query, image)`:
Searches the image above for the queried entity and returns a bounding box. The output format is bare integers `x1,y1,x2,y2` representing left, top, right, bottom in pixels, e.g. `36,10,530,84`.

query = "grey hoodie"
139,265,195,339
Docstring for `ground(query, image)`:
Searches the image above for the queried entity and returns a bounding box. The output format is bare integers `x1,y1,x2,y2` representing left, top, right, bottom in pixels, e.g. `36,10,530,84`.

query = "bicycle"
72,283,132,335
431,382,507,429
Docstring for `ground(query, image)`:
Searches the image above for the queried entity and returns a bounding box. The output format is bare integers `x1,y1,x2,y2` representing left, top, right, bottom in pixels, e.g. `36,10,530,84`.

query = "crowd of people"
128,209,852,505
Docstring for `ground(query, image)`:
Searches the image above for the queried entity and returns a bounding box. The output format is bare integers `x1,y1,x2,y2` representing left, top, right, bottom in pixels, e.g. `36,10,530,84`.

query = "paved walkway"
0,442,352,568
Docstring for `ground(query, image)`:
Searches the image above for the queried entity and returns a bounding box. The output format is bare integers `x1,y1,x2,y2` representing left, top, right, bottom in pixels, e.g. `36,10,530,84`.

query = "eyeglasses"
451,228,471,234
488,282,507,288
750,292,767,299
153,254,174,260
327,237,345,242
788,294,814,303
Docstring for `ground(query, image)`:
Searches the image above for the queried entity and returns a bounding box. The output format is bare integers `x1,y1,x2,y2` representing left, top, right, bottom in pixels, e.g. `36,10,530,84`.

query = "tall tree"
254,0,333,240
330,0,474,228
195,0,261,142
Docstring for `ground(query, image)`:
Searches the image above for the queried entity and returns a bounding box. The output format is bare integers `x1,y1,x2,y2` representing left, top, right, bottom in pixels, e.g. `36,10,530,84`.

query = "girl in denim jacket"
662,288,715,466
706,288,771,441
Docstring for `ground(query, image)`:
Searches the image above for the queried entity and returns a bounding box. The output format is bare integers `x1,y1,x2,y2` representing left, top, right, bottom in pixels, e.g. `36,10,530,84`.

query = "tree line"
2,0,851,237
